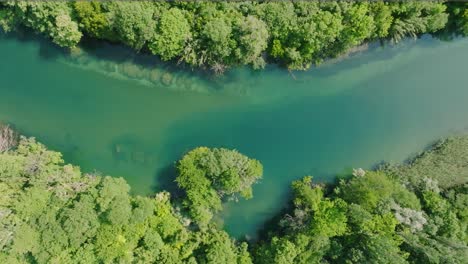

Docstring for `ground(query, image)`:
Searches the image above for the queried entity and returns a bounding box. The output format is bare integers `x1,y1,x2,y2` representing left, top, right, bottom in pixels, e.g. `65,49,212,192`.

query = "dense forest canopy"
0,123,466,263
0,1,467,72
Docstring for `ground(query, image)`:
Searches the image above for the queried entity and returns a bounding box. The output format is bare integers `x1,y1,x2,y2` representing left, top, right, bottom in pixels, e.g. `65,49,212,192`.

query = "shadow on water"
251,193,294,242
1,27,233,92
110,134,142,163
251,170,347,243
4,27,448,94
1,27,66,61
152,163,183,198
76,37,232,91
57,132,82,163
74,33,463,96
37,40,63,60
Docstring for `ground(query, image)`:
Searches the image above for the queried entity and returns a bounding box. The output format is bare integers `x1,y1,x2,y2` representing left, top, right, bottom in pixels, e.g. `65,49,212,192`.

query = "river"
1,32,468,238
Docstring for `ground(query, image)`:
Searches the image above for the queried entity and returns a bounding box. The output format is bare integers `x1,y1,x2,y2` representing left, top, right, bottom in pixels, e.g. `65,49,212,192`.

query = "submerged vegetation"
0,127,466,263
1,1,467,72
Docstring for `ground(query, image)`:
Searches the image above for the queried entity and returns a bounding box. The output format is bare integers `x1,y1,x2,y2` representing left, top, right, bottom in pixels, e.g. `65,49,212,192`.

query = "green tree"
4,2,82,48
176,147,262,227
60,195,99,249
389,2,448,43
150,8,191,61
256,237,298,264
94,224,133,263
202,16,234,67
337,171,420,211
235,15,269,68
107,1,157,50
53,12,82,48
95,177,132,225
370,1,393,38
338,2,375,49
449,3,468,35
73,1,111,39
195,230,239,264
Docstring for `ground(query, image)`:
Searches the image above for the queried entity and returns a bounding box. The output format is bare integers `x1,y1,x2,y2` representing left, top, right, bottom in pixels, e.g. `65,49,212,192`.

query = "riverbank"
1,27,440,97
0,124,466,263
254,135,468,264
56,36,388,95
1,1,465,72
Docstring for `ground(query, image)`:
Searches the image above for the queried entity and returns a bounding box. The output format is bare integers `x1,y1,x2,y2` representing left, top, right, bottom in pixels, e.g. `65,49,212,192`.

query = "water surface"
1,33,468,237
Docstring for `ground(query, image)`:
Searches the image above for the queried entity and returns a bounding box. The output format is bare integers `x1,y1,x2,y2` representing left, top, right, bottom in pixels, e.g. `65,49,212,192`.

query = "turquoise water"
1,33,468,238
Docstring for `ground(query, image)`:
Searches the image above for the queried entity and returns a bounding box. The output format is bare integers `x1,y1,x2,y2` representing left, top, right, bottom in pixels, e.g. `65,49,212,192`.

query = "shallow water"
1,33,468,238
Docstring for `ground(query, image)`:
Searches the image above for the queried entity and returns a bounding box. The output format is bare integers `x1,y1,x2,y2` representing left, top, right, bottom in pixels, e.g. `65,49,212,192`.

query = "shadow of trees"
152,162,184,199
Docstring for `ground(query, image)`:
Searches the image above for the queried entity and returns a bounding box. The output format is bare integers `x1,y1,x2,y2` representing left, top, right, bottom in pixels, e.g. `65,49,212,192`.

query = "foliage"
388,2,448,43
383,136,468,190
256,145,467,264
0,127,467,263
104,1,161,50
235,15,268,68
0,1,460,71
447,2,468,36
149,8,191,61
0,137,250,263
337,171,421,211
73,1,111,39
1,2,82,47
53,11,82,48
176,147,262,228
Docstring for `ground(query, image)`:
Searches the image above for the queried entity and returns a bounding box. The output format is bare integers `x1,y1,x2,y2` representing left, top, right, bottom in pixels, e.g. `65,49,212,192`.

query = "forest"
0,1,467,72
0,123,466,263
